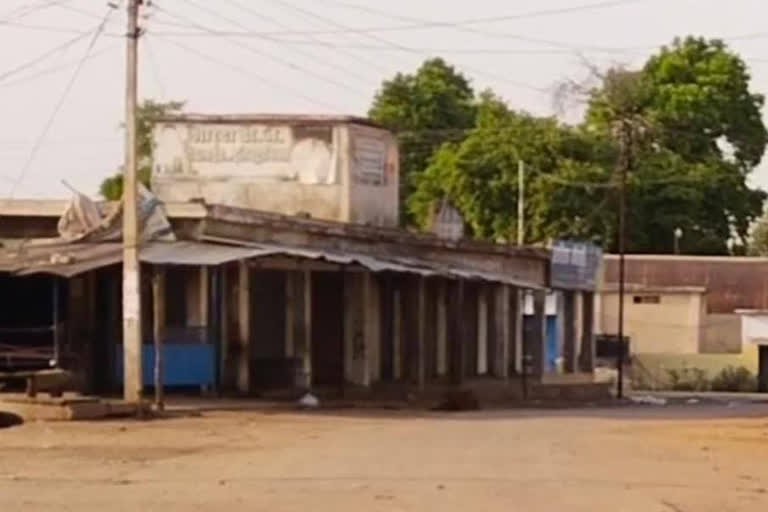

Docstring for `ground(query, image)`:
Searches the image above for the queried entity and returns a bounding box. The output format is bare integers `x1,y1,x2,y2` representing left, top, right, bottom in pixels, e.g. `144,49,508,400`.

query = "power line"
181,0,377,87
149,33,344,112
0,42,117,89
316,0,648,39
311,0,636,55
222,0,391,75
7,6,117,197
149,0,649,38
142,34,167,99
0,30,91,82
255,0,549,93
0,0,74,23
150,2,369,97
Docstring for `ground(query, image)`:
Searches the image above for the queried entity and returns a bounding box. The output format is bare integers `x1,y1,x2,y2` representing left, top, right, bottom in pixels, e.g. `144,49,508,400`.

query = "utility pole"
615,120,632,400
517,159,525,246
123,0,143,404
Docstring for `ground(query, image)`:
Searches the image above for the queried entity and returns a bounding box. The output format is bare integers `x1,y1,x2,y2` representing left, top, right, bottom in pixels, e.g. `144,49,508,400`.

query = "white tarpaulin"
57,184,175,243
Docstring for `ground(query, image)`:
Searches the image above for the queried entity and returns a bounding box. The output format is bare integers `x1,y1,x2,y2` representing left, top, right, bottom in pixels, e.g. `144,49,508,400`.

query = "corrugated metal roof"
141,241,273,266
0,240,543,288
0,243,122,277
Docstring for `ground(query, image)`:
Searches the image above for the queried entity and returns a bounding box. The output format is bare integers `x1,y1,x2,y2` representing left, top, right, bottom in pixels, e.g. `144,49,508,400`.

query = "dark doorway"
250,270,288,390
311,271,345,388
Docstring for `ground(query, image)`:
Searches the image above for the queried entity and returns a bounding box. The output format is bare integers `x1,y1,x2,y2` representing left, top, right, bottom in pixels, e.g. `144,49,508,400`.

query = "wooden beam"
237,261,250,393
152,267,166,410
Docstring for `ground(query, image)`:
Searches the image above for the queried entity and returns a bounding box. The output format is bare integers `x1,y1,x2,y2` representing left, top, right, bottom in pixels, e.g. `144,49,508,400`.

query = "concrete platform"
0,393,141,421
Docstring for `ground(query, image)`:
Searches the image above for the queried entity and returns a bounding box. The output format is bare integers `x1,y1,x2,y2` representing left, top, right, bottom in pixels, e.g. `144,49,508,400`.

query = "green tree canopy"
99,100,184,200
404,38,767,254
369,58,475,224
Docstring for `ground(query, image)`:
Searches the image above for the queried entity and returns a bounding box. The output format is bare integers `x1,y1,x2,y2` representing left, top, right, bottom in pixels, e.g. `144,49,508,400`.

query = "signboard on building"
353,135,388,186
550,240,603,291
153,123,337,185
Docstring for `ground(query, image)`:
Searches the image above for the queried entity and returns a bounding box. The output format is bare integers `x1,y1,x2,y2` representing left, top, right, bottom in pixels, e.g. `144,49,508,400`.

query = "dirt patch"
0,405,767,511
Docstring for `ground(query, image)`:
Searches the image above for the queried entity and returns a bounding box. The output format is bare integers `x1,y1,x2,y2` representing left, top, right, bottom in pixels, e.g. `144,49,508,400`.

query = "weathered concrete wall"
599,290,703,354
701,313,742,354
152,120,398,227
346,124,399,228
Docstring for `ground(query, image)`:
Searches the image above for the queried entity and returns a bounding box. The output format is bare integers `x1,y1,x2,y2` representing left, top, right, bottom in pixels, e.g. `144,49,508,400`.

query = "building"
599,254,767,390
0,114,604,403
152,114,399,228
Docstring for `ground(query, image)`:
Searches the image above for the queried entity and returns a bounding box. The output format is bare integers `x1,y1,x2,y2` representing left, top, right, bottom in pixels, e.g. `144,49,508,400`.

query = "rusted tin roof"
0,240,544,289
603,254,768,313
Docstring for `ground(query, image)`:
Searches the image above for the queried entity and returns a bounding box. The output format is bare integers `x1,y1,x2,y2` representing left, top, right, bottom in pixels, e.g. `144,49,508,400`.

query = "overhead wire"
148,33,344,112
149,2,370,97
258,0,549,93
220,0,391,75
6,5,117,197
183,0,377,86
0,0,74,23
312,0,646,54
150,0,650,40
0,29,92,82
0,43,118,89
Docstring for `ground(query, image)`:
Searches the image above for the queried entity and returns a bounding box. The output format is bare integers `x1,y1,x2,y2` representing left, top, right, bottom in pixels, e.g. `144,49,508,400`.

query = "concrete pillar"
344,272,374,388
436,281,448,377
579,291,596,373
236,261,250,393
512,289,523,374
365,273,381,384
219,266,230,387
451,280,466,385
477,287,489,375
416,276,427,390
563,291,578,373
286,270,311,390
298,270,312,390
492,284,511,379
393,287,403,380
530,290,548,377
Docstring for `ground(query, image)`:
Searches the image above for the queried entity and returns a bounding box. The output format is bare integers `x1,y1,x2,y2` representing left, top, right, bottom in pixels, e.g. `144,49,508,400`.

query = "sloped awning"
0,240,544,289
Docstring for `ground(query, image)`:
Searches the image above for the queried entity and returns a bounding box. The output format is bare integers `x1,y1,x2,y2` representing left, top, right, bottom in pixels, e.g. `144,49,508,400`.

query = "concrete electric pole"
615,120,632,401
123,0,142,403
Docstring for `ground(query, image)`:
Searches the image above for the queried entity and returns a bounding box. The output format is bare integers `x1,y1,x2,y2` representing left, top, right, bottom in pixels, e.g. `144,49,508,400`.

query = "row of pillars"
146,262,597,397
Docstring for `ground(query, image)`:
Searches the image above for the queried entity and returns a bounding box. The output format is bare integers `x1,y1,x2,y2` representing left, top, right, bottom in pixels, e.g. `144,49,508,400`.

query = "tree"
99,100,184,200
369,58,476,225
748,212,768,256
409,93,613,243
408,40,767,254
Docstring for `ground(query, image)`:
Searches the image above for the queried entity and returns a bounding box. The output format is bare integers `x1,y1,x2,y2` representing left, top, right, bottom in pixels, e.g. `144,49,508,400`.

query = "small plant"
710,366,757,392
666,367,710,392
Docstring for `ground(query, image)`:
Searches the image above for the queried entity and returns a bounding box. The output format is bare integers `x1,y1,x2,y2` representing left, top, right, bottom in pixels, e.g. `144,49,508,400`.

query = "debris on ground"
297,393,320,409
629,395,668,406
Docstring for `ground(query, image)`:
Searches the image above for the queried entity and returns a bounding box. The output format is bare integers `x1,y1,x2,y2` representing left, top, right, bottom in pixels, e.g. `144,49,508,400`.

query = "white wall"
152,120,399,227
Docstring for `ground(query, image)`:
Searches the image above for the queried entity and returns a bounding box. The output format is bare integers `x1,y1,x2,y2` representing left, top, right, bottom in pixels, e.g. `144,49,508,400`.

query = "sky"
1,0,768,199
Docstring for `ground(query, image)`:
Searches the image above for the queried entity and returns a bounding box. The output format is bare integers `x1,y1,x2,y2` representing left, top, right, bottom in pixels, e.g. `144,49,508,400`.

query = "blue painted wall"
114,344,216,388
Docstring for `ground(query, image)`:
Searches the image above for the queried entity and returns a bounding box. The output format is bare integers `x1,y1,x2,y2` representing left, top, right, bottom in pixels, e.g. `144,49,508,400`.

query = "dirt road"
1,403,767,511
